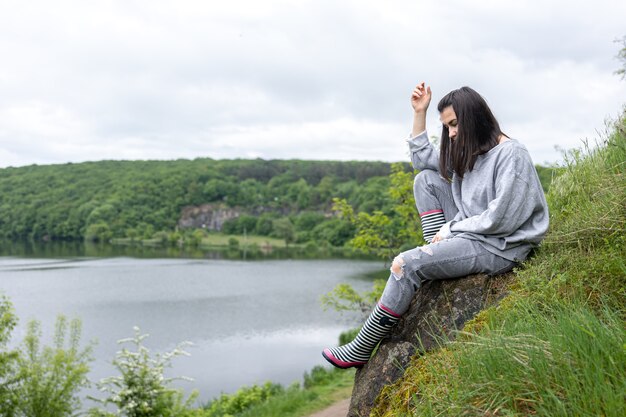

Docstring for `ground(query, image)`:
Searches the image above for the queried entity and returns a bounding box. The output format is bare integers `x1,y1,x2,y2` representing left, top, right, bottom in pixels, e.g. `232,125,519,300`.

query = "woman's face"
440,106,458,140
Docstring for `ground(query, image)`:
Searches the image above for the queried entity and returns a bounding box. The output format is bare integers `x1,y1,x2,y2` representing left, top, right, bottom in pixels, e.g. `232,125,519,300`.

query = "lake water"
0,253,384,407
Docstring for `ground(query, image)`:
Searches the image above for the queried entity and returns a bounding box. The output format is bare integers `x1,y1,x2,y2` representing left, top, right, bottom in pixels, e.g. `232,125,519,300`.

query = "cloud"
0,0,624,168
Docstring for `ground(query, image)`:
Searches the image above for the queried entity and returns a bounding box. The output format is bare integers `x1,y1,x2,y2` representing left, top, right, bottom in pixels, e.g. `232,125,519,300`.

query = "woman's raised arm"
411,82,431,137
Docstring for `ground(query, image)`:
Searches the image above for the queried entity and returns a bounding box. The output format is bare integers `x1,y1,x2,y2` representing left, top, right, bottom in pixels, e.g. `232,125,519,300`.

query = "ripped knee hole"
391,255,406,276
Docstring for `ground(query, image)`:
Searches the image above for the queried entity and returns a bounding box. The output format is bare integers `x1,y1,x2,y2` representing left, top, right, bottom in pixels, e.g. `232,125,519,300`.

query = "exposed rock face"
348,273,512,417
178,204,242,231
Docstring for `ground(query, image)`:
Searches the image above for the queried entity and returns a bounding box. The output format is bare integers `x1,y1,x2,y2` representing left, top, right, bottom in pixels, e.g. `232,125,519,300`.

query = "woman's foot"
322,303,400,369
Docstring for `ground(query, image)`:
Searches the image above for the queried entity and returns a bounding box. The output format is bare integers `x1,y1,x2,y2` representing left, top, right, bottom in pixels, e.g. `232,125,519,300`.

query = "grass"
198,366,355,417
200,233,290,248
112,233,290,248
371,111,626,416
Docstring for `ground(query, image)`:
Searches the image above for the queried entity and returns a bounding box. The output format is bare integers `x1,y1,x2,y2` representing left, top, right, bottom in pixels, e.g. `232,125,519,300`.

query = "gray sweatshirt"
407,131,549,262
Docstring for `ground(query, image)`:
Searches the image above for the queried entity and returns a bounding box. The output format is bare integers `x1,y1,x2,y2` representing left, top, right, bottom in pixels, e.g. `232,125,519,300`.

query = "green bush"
12,317,92,417
1,297,93,417
84,221,112,242
88,327,197,417
302,366,339,389
228,237,240,249
0,295,19,416
310,219,355,247
202,381,284,417
222,216,258,235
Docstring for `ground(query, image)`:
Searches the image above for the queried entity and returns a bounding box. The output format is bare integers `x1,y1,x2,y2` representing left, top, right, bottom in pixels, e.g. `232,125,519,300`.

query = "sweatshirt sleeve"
407,130,439,171
449,152,543,237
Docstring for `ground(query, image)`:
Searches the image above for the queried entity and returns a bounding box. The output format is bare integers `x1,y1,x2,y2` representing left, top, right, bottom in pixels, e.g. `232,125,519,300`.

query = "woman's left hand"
411,82,432,114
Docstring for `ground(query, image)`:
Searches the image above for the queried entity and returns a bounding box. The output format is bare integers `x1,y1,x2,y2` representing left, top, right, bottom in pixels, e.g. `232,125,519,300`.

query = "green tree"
332,163,424,259
320,280,387,318
13,316,92,417
287,179,312,210
86,203,119,226
388,163,423,248
310,218,355,247
295,212,325,231
84,221,113,243
203,178,238,203
222,215,257,235
272,218,295,246
188,229,206,247
0,295,19,416
255,213,276,236
333,198,394,258
312,176,335,206
0,158,397,241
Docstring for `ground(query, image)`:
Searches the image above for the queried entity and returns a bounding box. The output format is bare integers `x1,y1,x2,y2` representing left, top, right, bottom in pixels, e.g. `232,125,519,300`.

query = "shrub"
89,327,197,417
202,381,284,416
13,316,92,417
302,366,339,389
85,221,113,242
228,237,240,249
0,295,19,416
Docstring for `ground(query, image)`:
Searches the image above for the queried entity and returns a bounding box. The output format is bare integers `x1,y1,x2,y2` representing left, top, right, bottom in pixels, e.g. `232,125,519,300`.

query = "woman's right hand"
411,82,431,114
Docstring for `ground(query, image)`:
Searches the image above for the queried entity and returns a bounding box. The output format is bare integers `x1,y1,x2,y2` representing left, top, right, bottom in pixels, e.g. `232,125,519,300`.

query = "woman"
323,82,549,369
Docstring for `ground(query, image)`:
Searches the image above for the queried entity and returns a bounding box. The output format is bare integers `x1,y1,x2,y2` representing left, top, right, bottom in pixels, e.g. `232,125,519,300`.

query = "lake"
0,251,384,407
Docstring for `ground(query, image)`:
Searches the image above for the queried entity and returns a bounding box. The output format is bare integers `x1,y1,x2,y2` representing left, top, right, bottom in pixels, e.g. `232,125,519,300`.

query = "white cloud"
0,0,624,168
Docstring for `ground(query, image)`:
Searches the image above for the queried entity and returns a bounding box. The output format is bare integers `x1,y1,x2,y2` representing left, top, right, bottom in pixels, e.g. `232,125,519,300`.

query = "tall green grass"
372,111,626,417
455,302,625,416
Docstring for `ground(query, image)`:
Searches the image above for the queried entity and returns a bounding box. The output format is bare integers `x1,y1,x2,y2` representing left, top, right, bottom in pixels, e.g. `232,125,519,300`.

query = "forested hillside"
0,158,555,247
0,159,398,242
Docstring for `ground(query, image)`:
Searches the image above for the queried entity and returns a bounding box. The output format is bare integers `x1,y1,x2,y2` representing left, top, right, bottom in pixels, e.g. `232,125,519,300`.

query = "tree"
272,218,295,246
84,222,113,243
320,280,387,318
255,213,275,236
295,212,325,231
388,163,423,247
13,317,92,417
311,218,356,247
332,163,425,259
0,295,19,416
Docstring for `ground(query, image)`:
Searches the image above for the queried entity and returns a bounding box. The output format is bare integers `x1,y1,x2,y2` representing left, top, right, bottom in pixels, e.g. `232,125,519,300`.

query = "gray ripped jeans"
379,170,516,315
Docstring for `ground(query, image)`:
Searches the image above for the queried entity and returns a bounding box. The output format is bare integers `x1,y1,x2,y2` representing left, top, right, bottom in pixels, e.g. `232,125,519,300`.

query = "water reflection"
0,249,386,406
0,239,376,261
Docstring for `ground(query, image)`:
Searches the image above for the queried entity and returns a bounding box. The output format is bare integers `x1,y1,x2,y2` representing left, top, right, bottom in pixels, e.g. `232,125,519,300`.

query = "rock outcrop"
348,273,513,417
178,204,242,231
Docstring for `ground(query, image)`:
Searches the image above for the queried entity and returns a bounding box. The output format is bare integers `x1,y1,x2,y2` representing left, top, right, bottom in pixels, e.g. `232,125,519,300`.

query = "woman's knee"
413,169,441,197
391,254,406,278
382,254,420,315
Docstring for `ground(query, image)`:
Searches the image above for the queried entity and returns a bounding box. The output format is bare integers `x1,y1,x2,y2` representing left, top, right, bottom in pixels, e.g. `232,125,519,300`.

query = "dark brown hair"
437,86,506,180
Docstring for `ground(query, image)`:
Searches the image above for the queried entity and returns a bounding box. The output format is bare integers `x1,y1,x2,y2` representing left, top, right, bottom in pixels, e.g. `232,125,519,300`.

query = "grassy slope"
371,112,626,416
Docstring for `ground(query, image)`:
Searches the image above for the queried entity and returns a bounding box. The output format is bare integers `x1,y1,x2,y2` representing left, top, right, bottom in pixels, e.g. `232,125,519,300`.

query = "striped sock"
420,209,446,243
322,303,400,369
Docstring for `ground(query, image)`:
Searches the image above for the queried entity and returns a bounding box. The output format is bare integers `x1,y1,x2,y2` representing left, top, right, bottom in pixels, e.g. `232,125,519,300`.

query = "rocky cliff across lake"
178,203,242,231
348,273,513,417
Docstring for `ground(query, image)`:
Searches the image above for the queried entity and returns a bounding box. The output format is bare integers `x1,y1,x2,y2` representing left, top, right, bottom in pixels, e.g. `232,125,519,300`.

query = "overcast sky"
0,0,624,168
